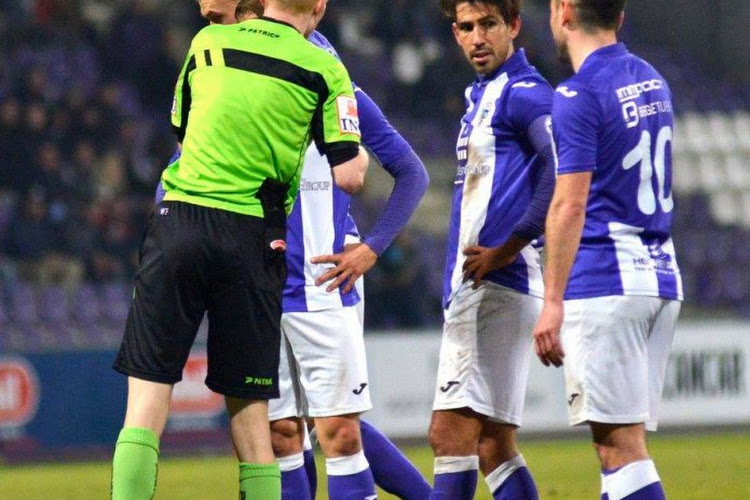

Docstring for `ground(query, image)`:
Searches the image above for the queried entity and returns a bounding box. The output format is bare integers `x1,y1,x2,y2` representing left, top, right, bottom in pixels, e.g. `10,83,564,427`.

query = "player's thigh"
284,307,371,417
205,210,284,401
432,285,483,413
114,202,208,385
645,299,681,431
269,322,305,422
434,283,539,425
562,296,658,426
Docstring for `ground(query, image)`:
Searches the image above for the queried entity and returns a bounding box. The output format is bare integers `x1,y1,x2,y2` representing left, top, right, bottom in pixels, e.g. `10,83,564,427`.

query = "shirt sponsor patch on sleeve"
336,95,361,136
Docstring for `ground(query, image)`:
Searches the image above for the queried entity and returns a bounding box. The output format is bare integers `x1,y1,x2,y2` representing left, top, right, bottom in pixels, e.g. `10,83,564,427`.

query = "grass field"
2,432,749,499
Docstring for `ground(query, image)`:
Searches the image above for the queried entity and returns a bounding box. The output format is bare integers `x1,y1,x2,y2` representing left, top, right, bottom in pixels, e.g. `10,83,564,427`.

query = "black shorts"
113,201,286,400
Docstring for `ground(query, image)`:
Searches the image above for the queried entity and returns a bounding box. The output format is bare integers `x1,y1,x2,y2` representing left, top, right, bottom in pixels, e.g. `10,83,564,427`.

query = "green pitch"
2,432,748,499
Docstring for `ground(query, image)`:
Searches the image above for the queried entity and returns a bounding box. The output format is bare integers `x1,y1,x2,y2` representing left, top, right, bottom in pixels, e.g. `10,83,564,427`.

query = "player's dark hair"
440,0,522,25
236,0,264,19
573,0,626,32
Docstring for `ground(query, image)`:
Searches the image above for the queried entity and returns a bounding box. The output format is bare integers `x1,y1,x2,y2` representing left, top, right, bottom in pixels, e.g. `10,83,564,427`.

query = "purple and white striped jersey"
283,31,428,312
282,145,360,312
443,50,553,308
552,43,682,300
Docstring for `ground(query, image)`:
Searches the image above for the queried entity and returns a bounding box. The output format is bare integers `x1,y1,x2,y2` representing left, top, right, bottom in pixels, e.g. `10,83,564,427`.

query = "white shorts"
269,304,372,421
562,296,681,431
432,282,541,425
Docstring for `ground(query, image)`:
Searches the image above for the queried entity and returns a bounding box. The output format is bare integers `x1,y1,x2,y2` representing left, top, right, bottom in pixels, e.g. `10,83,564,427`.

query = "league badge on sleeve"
336,96,361,136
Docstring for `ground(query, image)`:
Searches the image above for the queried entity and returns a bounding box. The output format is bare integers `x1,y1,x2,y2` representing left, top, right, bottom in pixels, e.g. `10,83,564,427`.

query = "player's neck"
569,31,618,73
261,7,311,35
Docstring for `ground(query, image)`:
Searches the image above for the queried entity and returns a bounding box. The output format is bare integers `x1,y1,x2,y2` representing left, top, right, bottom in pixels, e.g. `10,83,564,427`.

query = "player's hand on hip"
462,245,516,289
532,301,565,367
311,243,377,294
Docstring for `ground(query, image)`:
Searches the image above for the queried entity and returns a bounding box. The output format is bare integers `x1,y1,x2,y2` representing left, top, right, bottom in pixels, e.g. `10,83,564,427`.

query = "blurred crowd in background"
0,0,748,346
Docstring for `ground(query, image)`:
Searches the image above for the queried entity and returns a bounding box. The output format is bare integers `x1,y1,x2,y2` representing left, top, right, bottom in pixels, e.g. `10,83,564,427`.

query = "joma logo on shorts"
245,377,273,386
440,381,460,393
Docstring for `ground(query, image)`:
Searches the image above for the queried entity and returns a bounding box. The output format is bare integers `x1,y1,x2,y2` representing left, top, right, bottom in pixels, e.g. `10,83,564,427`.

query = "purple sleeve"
507,80,553,131
307,31,341,61
504,82,555,241
344,213,360,238
155,148,181,204
553,83,600,174
356,88,429,255
155,181,166,204
512,115,555,241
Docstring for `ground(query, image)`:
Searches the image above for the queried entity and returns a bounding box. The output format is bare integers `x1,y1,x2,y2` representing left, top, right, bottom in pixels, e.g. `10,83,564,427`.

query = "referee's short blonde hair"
270,0,320,15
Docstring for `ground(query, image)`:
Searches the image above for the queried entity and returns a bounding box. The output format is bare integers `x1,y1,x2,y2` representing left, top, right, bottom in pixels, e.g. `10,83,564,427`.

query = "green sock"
111,427,160,500
239,462,281,500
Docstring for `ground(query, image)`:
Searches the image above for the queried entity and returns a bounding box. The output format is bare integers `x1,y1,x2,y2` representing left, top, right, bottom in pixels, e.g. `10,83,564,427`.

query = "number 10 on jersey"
622,126,674,215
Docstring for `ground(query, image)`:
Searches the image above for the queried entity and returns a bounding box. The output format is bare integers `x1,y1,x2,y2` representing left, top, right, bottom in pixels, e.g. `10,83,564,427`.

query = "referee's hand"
532,300,565,367
311,243,377,294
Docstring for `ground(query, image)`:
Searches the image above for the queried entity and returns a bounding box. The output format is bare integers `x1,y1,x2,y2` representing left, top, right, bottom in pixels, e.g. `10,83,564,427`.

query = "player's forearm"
542,173,591,303
494,234,530,262
543,200,585,303
364,149,429,255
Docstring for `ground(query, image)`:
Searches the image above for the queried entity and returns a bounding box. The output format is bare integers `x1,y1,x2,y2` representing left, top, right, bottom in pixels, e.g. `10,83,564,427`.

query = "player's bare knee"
429,421,470,456
270,418,303,457
591,425,649,469
478,432,519,473
316,417,362,457
429,409,481,456
320,427,362,457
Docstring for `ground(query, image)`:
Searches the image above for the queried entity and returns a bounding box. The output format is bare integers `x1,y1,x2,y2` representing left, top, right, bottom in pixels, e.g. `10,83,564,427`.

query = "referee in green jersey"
110,1,367,499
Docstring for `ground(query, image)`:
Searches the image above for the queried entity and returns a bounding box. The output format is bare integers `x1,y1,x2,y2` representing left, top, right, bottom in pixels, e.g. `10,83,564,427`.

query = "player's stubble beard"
555,36,571,64
550,0,571,64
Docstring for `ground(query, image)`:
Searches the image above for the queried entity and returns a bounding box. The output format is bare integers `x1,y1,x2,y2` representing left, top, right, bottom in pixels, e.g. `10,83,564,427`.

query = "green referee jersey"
163,17,361,217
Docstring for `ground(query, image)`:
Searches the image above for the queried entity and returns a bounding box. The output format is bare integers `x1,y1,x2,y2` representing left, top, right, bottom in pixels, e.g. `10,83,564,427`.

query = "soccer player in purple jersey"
429,2,556,499
262,25,432,500
533,2,682,499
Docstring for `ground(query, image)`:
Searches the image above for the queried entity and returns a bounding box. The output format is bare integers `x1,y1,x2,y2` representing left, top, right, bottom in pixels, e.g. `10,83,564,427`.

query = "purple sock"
485,455,538,500
602,460,666,500
303,448,317,499
360,420,431,499
279,453,313,500
621,483,666,499
326,451,377,500
430,456,479,500
491,468,538,500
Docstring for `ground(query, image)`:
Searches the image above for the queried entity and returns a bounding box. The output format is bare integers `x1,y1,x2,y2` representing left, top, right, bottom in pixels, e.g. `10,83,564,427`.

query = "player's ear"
561,0,575,29
508,16,521,39
312,0,327,17
616,11,625,32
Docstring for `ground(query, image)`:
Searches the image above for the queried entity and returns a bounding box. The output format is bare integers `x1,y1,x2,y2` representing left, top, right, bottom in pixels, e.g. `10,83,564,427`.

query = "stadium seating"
0,1,748,354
